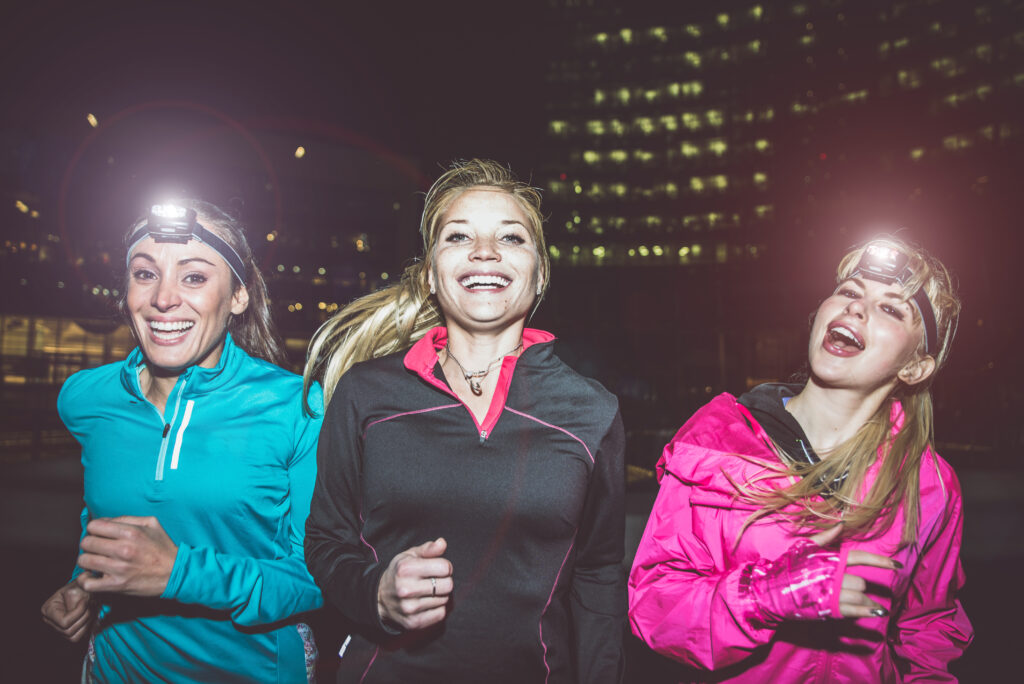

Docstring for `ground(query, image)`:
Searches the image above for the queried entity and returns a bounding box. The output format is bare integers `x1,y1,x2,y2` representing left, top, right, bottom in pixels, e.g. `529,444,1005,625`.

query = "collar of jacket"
403,326,556,378
119,332,245,401
659,393,909,511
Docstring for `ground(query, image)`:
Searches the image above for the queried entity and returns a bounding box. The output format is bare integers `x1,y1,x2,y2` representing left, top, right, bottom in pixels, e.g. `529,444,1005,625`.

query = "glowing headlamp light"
126,204,247,284
850,242,937,356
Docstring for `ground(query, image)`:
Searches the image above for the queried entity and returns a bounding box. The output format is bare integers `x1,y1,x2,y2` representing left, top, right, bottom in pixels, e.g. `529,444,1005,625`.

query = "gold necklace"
444,340,523,396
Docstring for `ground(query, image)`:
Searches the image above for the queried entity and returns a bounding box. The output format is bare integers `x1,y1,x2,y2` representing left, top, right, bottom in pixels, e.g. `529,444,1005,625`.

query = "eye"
183,272,208,285
500,233,526,245
131,268,156,281
444,231,469,243
880,303,906,321
837,287,859,299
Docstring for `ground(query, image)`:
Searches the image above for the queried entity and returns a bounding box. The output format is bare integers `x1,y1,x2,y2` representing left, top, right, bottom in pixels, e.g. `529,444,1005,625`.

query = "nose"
844,296,867,319
151,276,182,312
469,235,501,262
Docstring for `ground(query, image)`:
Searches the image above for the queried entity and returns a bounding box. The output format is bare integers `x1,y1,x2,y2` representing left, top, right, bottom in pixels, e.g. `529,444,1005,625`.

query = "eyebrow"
848,277,913,304
442,219,527,227
129,252,218,268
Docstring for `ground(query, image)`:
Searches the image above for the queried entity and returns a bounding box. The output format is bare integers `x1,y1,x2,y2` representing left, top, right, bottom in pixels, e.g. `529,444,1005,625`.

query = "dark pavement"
2,452,1019,682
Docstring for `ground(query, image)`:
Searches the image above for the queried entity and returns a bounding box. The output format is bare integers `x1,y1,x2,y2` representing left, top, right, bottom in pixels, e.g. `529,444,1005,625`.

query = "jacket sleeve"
892,464,973,681
570,410,626,683
162,383,325,627
628,441,778,670
303,373,393,635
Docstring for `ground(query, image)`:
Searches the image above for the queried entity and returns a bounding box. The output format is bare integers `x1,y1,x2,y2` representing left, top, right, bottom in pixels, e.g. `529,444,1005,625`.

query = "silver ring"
431,576,437,597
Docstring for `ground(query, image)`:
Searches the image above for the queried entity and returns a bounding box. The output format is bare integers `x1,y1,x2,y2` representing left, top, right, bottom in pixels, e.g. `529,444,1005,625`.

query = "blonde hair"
747,236,960,547
303,159,549,410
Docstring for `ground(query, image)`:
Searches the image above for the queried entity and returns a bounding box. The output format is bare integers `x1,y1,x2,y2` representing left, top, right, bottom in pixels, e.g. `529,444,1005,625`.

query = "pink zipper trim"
359,647,379,683
504,408,594,463
539,538,576,683
363,404,462,439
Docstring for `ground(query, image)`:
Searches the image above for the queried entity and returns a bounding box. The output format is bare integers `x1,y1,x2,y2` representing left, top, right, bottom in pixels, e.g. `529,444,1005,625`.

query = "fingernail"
892,560,903,569
871,608,888,617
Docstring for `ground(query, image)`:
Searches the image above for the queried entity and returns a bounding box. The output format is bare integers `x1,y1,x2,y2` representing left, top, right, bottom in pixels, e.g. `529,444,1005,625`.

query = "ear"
898,354,936,387
230,285,250,315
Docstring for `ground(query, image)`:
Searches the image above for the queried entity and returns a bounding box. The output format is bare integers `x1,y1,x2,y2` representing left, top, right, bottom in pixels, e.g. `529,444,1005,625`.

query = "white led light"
151,204,188,219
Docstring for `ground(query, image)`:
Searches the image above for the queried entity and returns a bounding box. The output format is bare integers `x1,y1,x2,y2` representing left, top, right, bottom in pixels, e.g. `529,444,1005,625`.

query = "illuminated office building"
541,0,1022,268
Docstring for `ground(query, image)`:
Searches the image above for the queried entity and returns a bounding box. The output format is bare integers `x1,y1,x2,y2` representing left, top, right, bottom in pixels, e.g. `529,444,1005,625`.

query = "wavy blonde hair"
303,159,550,410
745,236,960,547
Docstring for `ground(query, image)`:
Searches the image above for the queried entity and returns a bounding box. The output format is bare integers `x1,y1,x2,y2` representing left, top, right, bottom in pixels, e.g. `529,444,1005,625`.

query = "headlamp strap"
851,244,937,357
126,205,248,284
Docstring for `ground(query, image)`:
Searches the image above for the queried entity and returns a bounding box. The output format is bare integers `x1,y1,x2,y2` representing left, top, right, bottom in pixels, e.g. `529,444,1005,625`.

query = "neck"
786,377,897,454
442,324,526,368
139,365,182,413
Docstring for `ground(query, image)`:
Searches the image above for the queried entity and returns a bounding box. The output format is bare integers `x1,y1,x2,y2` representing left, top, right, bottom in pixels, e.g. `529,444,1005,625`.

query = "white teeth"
460,275,510,289
830,325,864,349
150,320,194,332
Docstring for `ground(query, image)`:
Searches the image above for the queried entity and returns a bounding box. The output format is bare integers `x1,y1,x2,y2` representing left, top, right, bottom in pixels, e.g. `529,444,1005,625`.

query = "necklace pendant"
469,377,483,395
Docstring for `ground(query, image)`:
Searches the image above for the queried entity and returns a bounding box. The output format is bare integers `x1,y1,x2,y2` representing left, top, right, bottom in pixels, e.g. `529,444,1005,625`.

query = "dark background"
2,0,1021,681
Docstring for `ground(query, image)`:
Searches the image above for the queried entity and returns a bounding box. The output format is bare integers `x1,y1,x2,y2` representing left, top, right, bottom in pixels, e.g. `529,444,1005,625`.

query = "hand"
76,516,178,597
377,537,454,631
41,581,94,642
810,525,901,619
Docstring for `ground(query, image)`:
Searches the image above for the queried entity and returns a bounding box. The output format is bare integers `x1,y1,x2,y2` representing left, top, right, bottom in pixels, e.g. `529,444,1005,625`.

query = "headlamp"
850,242,937,356
126,204,247,284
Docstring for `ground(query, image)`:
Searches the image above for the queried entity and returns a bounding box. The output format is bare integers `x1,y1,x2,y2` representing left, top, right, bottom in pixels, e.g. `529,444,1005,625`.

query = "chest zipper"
479,430,488,444
152,379,189,481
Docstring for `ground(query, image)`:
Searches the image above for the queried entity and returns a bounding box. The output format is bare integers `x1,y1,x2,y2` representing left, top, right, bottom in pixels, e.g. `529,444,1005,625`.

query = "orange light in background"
86,113,98,128
15,200,29,213
294,146,306,159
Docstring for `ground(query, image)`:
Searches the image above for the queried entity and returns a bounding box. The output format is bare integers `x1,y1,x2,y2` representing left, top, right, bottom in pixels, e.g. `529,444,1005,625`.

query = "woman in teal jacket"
40,201,324,683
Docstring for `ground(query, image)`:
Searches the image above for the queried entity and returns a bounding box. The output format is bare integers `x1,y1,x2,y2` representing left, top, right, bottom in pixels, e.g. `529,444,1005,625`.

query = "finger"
408,537,447,559
105,515,157,528
809,524,843,547
394,557,452,582
847,550,902,570
399,604,448,631
420,575,454,598
398,594,451,616
841,574,866,593
839,597,887,618
63,606,94,640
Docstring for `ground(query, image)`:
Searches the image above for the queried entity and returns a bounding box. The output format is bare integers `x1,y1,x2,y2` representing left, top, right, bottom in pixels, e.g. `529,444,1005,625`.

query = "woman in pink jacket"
628,237,973,682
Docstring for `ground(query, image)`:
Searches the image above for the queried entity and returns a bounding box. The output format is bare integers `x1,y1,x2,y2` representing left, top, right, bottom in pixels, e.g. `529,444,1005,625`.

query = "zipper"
153,379,189,481
479,430,488,444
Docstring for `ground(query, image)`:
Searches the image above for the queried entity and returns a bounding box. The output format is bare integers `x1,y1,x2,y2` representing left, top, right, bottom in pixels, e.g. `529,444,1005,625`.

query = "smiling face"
808,276,935,394
126,236,249,374
428,187,542,338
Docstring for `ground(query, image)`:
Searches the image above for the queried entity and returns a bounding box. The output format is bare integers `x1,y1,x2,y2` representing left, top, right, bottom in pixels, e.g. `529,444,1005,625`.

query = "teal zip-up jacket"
58,334,324,683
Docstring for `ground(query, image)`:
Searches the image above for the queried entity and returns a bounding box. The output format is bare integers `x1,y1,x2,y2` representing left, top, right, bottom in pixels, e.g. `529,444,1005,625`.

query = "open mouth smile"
459,274,510,291
824,322,865,355
149,320,195,341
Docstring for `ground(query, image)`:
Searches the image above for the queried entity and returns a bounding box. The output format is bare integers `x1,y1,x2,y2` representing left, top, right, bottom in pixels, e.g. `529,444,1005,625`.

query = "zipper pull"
162,423,170,438
479,430,487,444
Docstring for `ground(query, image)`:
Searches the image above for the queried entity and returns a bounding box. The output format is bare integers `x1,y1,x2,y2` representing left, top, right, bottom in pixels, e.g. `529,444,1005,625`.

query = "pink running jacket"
628,394,973,683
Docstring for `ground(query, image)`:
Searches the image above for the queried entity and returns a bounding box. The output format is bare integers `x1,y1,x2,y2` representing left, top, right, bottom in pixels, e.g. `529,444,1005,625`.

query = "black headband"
126,205,247,284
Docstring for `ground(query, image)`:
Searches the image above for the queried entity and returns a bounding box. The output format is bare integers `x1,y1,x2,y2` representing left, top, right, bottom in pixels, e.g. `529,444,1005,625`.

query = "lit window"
755,138,770,152
979,125,994,141
753,172,768,187
909,148,925,160
583,150,600,164
652,245,664,256
648,27,668,42
620,28,633,43
609,183,627,197
754,204,773,218
842,89,869,103
685,51,701,68
680,80,703,96
710,175,728,190
609,119,626,135
593,89,606,105
666,83,681,97
760,107,774,121
594,32,608,45
680,141,700,157
748,39,762,53
686,24,701,38
616,87,630,104
706,109,724,126
682,112,701,130
586,120,605,135
800,34,815,46
643,89,659,102
707,212,723,227
660,114,678,131
635,116,655,134
592,245,606,258
717,13,730,28
690,177,705,192
665,182,679,198
549,120,568,135
633,149,654,163
708,139,727,156
609,149,628,163
549,245,561,259
638,245,650,257
894,37,909,49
